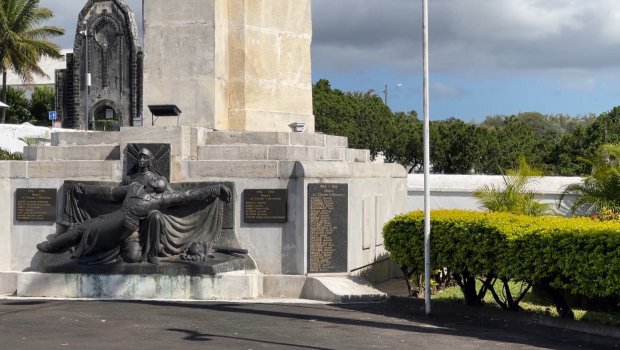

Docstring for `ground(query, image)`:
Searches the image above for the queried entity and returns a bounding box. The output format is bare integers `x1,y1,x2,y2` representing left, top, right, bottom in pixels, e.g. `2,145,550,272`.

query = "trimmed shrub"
384,210,620,316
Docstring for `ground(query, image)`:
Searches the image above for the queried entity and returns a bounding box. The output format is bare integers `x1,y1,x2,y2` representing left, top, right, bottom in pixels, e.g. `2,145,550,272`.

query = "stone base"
38,252,254,276
5,272,387,303
16,271,263,300
302,276,388,303
0,272,17,295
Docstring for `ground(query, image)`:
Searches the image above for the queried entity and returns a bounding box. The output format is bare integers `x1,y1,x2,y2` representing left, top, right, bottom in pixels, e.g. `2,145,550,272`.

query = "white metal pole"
422,0,432,316
82,21,91,130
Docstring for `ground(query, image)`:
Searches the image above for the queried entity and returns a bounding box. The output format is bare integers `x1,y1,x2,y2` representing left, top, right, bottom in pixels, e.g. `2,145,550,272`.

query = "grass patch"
431,281,620,327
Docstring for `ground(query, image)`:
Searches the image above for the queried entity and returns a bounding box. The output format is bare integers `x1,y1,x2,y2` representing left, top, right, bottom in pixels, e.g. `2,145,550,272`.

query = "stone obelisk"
142,0,314,132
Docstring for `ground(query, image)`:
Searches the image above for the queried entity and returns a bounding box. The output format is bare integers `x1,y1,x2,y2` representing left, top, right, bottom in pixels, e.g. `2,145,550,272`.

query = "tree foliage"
29,85,54,125
312,79,620,177
559,143,620,215
4,86,29,123
0,0,64,123
383,111,422,171
430,118,481,174
313,79,395,160
4,85,53,124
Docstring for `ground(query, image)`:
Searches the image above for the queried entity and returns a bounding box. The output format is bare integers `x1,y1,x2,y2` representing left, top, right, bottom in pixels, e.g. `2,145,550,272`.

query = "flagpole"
422,0,432,317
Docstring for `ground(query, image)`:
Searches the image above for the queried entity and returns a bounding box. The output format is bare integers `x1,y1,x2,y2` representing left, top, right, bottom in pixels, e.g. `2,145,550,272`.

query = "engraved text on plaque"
307,183,348,273
15,188,57,222
244,189,288,223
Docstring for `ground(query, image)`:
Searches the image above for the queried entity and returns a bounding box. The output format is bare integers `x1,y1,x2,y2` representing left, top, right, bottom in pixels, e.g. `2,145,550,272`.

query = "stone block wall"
143,0,314,132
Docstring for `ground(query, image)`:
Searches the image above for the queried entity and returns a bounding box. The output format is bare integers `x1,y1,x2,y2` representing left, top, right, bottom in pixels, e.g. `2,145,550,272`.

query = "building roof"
6,49,72,87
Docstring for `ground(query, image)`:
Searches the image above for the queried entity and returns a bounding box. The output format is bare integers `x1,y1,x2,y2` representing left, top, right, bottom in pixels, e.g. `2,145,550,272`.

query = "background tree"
383,111,422,171
312,78,620,177
547,125,590,176
314,79,359,147
0,0,64,123
430,118,480,174
472,127,501,174
494,118,541,171
348,90,394,159
580,107,620,156
4,86,29,123
28,85,54,125
313,79,396,160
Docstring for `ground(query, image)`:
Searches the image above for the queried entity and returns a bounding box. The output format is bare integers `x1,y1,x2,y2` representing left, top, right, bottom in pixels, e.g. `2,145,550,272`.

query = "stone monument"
0,0,406,302
56,0,143,130
143,0,314,132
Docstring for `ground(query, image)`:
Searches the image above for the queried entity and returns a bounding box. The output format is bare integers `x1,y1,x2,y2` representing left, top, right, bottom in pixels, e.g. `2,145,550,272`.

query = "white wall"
407,174,582,216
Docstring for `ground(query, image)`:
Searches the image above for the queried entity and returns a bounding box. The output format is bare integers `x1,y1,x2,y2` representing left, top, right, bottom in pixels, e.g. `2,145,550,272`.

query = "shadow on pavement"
118,298,618,350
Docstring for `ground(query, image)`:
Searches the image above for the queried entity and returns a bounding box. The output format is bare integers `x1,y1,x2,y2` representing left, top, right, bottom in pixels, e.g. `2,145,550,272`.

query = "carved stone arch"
78,0,141,49
57,0,143,130
92,99,124,130
91,15,124,49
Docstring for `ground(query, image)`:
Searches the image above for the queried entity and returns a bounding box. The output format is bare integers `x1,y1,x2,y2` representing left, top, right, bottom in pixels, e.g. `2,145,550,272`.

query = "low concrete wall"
407,174,582,215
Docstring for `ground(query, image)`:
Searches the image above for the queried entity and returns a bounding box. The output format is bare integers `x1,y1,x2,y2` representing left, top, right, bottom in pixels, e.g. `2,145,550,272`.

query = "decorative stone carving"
36,143,248,271
56,0,143,130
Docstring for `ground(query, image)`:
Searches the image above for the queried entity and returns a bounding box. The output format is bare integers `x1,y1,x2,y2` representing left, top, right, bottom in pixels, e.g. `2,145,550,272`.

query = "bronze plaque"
307,183,348,273
244,189,287,223
15,188,57,222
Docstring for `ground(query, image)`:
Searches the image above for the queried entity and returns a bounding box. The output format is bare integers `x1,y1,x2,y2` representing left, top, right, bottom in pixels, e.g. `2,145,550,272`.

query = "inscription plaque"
244,189,287,223
15,188,57,222
307,183,348,273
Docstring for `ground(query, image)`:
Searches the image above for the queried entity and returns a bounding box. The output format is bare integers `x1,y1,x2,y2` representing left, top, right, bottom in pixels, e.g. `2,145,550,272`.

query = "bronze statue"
125,148,172,192
37,177,231,264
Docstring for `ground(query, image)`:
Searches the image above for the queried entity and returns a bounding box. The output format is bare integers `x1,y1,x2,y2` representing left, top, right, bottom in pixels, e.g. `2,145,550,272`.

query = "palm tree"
559,143,620,215
473,156,551,216
0,0,64,123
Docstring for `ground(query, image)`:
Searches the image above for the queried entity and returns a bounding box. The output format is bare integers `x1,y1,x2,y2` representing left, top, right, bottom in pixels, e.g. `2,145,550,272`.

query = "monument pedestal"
13,272,386,302
2,127,406,301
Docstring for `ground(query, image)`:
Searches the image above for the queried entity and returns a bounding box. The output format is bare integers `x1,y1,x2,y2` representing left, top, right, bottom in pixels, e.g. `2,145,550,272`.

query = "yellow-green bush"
384,210,620,300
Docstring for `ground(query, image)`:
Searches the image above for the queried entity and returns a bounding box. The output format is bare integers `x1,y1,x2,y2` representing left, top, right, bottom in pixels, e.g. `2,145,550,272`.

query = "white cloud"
37,0,620,91
312,0,620,76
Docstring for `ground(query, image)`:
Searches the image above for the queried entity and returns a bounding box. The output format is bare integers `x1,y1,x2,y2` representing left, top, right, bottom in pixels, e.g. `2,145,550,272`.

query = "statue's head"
148,176,168,194
137,148,155,169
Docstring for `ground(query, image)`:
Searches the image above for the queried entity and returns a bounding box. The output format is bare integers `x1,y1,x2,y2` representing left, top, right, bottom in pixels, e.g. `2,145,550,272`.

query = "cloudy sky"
40,0,620,121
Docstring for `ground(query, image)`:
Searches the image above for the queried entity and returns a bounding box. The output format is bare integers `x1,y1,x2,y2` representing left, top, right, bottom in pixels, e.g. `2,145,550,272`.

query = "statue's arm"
159,184,230,207
80,183,129,201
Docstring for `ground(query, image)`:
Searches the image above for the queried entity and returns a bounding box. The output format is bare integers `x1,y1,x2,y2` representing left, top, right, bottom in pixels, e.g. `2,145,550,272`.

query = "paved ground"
0,296,618,350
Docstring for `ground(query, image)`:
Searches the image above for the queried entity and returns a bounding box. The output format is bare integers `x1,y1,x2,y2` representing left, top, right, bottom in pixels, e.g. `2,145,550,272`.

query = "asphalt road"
0,297,617,350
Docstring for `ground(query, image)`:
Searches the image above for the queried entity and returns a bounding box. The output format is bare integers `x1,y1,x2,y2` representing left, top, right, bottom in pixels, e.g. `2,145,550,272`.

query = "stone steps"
197,144,369,162
205,131,348,148
23,145,120,161
41,128,370,163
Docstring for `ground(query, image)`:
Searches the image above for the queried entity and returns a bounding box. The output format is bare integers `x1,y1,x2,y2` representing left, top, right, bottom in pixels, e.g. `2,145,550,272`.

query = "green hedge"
384,210,620,299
